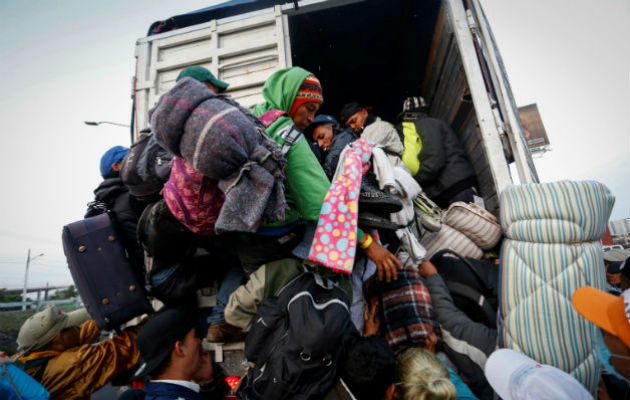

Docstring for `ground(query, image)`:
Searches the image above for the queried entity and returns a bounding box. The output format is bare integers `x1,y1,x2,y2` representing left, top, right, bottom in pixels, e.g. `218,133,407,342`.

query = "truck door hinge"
466,10,478,32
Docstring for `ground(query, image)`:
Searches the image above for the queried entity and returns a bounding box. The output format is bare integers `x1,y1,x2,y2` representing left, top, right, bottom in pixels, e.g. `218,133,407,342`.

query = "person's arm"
415,119,446,183
419,260,496,355
49,323,142,396
224,264,267,329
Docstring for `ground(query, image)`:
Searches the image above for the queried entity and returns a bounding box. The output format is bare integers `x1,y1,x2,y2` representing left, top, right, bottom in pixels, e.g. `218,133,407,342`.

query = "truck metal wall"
423,0,516,213
133,6,290,136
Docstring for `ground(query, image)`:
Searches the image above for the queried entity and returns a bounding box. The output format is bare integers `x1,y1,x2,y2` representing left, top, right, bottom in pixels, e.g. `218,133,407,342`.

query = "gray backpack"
120,132,173,199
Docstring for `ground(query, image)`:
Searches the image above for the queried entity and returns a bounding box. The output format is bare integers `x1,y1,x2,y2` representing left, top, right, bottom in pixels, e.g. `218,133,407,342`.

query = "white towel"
371,147,397,194
372,160,427,267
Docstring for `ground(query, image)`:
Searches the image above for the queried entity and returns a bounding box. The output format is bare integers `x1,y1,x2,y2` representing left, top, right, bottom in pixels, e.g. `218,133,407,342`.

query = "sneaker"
358,212,405,231
359,180,403,214
206,322,245,343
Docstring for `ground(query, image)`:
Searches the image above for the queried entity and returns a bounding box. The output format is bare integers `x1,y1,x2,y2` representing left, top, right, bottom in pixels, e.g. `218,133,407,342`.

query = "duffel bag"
420,222,483,260
442,202,502,250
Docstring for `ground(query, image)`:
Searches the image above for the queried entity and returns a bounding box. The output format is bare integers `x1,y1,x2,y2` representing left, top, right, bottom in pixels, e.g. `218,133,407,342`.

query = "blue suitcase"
62,213,152,330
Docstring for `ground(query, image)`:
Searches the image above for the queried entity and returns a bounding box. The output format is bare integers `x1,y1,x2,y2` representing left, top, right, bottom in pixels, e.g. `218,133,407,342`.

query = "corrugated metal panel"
133,6,290,134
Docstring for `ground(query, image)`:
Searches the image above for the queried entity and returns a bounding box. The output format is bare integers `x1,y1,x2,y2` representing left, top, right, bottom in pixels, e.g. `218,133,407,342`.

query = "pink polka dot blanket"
308,139,375,274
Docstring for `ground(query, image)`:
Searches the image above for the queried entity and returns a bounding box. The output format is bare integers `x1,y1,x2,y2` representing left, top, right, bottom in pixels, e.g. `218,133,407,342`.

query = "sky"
0,0,628,288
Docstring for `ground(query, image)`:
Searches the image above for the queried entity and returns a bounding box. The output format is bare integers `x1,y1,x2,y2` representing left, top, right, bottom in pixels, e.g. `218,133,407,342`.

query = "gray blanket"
150,77,287,233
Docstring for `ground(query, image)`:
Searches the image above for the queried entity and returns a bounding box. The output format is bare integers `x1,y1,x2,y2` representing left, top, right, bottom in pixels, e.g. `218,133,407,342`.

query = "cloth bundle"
498,180,615,396
150,77,287,233
309,139,374,274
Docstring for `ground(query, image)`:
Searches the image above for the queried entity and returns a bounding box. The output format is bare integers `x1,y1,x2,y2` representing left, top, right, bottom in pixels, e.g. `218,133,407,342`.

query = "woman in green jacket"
245,66,401,282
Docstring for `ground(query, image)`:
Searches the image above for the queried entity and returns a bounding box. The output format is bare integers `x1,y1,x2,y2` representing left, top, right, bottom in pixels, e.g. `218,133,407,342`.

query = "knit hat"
17,306,90,352
100,145,130,177
572,286,630,347
176,66,229,93
401,97,427,113
288,75,323,117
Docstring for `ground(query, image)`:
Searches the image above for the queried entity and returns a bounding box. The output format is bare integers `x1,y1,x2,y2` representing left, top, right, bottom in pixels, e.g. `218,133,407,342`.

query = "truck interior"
287,0,501,210
141,0,524,212
288,0,441,123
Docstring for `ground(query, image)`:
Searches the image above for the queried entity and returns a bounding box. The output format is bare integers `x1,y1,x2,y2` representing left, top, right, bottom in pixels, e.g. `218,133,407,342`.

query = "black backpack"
243,271,354,400
120,132,173,200
430,249,499,329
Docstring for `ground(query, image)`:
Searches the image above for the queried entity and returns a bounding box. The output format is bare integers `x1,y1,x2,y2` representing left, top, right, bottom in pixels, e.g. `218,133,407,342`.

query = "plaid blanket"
150,78,287,233
375,267,441,353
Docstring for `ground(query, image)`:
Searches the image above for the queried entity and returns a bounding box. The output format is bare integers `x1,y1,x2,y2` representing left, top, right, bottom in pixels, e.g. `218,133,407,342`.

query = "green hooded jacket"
251,67,331,226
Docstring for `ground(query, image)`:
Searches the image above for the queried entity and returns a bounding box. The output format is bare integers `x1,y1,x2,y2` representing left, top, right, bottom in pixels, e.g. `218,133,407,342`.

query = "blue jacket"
144,382,201,400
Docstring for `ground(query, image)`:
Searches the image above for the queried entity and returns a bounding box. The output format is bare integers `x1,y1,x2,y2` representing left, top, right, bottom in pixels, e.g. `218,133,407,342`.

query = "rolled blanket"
151,78,287,233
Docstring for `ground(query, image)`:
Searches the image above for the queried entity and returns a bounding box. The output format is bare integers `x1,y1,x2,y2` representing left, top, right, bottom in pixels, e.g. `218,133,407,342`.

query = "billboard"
518,103,549,150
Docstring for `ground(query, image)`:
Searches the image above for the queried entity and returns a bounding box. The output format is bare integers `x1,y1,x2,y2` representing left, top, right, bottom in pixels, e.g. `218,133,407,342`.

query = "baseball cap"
100,145,130,177
603,249,628,262
176,66,229,93
572,286,630,347
304,114,338,139
484,349,592,400
17,306,90,352
133,306,199,380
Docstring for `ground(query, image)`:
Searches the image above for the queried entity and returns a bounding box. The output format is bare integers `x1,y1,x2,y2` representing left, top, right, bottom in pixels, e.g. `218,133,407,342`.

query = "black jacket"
323,126,358,180
86,176,144,275
397,114,477,206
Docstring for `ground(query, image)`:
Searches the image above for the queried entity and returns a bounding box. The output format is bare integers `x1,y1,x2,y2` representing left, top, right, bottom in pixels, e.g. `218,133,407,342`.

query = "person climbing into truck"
339,101,407,171
395,97,479,208
246,67,402,282
304,114,359,180
177,65,229,94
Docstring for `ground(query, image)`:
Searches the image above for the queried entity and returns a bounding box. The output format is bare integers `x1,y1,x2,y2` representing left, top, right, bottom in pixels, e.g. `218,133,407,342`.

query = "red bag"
162,157,225,236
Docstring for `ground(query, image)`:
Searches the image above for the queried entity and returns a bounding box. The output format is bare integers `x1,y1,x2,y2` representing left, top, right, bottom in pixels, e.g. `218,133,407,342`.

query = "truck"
131,0,539,377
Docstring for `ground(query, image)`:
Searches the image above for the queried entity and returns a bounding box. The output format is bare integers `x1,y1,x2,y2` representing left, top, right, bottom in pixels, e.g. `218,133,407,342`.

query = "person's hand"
363,298,380,336
363,240,402,282
418,259,438,278
193,349,214,385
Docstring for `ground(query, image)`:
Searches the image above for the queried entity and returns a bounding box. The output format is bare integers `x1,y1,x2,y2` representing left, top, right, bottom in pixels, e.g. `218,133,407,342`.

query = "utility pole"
22,249,44,311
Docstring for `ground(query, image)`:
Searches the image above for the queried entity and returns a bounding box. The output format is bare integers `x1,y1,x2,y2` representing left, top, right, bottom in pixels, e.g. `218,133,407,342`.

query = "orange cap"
572,286,630,348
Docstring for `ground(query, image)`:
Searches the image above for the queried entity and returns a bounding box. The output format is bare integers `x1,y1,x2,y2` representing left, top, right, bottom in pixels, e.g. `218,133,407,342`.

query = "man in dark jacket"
396,97,479,208
86,146,144,278
304,114,358,179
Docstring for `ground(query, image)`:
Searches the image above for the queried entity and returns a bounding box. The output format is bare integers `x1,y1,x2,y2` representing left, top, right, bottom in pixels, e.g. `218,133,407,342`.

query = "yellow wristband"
360,234,373,249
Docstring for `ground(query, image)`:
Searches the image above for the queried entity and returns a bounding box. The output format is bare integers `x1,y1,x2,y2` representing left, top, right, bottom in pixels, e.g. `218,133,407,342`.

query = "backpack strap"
445,281,496,327
279,124,303,155
17,355,55,383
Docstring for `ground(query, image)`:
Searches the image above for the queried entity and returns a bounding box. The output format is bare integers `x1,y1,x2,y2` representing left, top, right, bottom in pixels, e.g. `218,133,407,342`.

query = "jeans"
207,265,246,324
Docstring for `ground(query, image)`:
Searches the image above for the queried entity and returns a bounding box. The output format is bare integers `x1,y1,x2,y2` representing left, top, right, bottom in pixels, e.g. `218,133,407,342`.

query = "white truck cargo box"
133,0,538,213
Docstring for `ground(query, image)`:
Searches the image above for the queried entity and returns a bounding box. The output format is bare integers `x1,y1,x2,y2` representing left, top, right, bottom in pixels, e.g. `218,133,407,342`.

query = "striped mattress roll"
500,181,615,243
498,180,614,396
499,240,606,394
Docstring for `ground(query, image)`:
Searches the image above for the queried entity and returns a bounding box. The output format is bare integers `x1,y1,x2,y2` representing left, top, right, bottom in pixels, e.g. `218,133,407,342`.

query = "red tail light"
225,375,241,390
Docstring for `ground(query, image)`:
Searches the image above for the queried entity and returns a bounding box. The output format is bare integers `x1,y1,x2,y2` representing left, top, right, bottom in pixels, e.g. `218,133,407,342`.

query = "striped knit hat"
289,75,323,117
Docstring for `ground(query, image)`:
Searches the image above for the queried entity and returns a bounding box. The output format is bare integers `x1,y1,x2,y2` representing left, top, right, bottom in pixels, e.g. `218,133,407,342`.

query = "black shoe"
359,180,403,214
358,212,405,231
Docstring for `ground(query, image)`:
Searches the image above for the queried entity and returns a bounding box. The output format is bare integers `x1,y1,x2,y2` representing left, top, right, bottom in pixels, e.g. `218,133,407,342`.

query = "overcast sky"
0,0,628,288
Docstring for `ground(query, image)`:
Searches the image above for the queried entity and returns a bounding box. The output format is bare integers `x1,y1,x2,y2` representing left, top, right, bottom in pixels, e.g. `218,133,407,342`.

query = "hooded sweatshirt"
251,67,331,227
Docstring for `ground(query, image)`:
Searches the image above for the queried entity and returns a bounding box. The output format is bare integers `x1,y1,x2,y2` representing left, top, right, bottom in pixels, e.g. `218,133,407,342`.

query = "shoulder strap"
280,124,302,155
445,281,496,326
19,355,55,383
